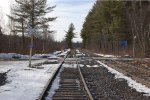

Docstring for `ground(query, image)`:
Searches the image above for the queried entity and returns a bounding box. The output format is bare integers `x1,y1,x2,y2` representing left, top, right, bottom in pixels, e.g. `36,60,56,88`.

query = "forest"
81,0,150,57
0,0,65,54
0,0,150,58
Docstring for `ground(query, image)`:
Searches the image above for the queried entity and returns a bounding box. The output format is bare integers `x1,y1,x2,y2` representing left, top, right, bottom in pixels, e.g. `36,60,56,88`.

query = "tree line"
81,0,150,57
0,32,62,54
0,0,64,54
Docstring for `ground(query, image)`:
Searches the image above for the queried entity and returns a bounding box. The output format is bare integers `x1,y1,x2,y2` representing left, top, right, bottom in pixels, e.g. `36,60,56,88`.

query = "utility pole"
29,0,35,67
29,35,33,67
28,23,36,67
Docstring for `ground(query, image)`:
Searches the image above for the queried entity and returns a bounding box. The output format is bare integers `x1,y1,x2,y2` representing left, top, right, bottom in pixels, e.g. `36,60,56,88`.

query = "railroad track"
39,50,150,100
77,50,150,99
82,50,150,84
78,56,114,100
40,51,94,100
52,65,91,100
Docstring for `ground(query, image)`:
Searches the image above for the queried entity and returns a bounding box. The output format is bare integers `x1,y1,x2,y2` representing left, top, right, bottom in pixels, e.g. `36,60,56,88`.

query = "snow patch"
63,64,77,69
94,53,119,58
0,53,40,60
76,49,85,57
76,49,80,54
79,64,84,67
53,51,62,55
0,60,60,100
86,65,99,68
45,67,62,100
57,49,70,57
97,61,150,96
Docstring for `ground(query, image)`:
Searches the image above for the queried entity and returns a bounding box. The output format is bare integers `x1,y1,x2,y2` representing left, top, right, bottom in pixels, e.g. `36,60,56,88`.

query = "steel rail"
38,51,70,100
76,59,94,100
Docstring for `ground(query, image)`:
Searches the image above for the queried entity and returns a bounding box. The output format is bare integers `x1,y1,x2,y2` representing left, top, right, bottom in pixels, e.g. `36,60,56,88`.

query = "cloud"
50,0,94,5
48,0,96,42
0,0,96,42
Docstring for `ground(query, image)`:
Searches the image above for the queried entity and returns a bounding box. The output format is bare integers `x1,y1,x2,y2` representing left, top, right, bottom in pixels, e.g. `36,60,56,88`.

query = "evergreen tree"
81,0,150,57
8,0,56,36
8,0,56,67
65,23,75,49
81,0,127,52
8,4,28,49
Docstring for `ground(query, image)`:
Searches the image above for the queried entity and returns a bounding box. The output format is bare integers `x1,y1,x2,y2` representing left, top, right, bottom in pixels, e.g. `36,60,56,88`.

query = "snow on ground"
94,53,119,58
0,49,70,60
45,60,77,100
0,49,70,100
97,60,150,96
0,60,61,100
63,64,77,69
86,65,99,68
48,56,60,59
75,49,85,57
79,64,84,67
0,53,40,60
45,66,62,100
76,53,85,57
57,49,70,57
53,51,62,55
76,49,80,54
79,63,99,68
0,53,26,59
0,53,58,60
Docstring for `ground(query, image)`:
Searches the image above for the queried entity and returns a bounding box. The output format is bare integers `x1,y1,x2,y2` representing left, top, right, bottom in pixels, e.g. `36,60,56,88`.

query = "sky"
0,0,96,42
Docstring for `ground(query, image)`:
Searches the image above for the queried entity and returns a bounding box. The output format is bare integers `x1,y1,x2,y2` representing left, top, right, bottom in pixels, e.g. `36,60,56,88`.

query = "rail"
38,51,70,100
77,59,94,100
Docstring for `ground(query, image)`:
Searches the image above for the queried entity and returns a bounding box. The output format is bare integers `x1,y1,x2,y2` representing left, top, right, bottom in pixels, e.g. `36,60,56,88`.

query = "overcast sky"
0,0,96,42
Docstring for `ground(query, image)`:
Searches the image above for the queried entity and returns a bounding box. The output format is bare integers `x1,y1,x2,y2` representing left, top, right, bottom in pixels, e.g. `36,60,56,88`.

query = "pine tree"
8,0,56,67
8,0,56,36
65,23,76,49
8,4,28,49
81,0,127,53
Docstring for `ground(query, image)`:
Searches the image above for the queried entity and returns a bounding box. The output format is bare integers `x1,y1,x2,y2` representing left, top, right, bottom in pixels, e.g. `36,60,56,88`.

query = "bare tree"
125,1,150,57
